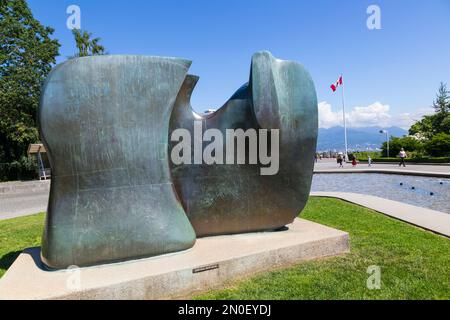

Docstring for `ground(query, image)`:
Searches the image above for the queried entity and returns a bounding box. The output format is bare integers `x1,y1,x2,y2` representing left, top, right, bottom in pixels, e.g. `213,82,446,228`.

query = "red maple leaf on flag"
330,76,343,92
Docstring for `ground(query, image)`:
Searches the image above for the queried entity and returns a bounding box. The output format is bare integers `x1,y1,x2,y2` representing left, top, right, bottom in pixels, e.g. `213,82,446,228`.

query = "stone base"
0,218,349,300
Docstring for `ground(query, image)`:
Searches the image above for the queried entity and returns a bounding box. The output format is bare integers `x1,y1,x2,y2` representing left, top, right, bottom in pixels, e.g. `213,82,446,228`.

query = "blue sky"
28,0,450,129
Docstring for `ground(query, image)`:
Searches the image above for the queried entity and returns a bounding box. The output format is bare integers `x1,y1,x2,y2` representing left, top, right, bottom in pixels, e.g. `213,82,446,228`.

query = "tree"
72,29,105,57
432,82,450,114
440,113,450,134
409,116,434,139
409,82,450,139
388,83,450,159
423,133,450,157
381,136,423,158
0,0,60,180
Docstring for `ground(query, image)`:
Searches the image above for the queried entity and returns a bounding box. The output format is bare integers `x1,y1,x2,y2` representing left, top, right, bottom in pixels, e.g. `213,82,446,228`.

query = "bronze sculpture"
38,52,318,268
169,51,318,236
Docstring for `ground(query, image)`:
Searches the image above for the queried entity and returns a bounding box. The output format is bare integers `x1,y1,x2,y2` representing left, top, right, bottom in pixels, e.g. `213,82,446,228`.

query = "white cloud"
347,102,391,127
318,101,342,129
390,108,434,129
318,101,433,129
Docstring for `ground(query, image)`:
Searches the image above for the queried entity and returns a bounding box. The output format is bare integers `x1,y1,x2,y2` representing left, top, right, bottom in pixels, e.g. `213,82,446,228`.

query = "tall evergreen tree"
432,82,450,114
410,82,450,138
407,82,450,157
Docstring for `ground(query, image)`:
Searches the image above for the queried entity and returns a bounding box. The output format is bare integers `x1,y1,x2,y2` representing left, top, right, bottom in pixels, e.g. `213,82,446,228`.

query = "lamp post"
379,130,389,158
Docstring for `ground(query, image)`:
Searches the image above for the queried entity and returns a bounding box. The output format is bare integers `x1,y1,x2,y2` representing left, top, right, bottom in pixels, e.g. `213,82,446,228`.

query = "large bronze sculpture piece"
39,52,318,269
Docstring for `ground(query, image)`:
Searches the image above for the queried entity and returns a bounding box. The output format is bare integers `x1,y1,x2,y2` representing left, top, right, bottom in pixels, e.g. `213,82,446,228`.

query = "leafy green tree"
423,133,450,157
0,0,60,180
72,29,105,57
409,116,434,139
440,113,450,134
381,136,423,158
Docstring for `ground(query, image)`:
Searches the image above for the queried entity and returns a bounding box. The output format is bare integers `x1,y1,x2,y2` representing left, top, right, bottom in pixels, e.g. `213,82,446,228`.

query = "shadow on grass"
0,250,22,273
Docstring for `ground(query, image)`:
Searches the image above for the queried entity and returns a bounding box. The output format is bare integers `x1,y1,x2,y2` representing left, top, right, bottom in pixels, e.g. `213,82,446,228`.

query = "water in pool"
311,173,450,214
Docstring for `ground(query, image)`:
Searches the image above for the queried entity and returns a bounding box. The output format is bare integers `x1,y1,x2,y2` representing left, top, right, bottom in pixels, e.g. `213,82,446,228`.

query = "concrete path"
0,181,49,220
314,159,450,178
311,191,450,237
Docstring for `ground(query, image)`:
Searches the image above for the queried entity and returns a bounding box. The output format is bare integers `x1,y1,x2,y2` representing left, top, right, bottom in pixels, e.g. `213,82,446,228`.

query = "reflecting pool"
311,173,450,214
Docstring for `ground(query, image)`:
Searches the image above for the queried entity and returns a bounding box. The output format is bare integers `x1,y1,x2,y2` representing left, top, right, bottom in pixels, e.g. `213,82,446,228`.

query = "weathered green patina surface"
39,52,317,268
39,56,196,268
169,51,318,236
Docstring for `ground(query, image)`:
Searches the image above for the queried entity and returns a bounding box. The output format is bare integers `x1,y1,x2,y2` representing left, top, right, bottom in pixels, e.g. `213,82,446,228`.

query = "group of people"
336,154,358,167
314,154,323,163
335,148,408,168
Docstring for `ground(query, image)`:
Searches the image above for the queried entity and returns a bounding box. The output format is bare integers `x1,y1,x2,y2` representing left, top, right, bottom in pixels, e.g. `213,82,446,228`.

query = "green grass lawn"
0,198,449,299
196,198,450,300
0,213,44,278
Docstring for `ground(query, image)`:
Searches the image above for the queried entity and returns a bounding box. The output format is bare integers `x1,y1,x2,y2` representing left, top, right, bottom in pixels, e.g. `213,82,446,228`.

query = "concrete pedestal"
0,218,349,300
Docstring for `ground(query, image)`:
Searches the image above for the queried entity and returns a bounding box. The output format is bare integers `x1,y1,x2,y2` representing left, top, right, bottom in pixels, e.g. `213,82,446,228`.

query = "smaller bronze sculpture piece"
169,51,318,237
38,52,318,269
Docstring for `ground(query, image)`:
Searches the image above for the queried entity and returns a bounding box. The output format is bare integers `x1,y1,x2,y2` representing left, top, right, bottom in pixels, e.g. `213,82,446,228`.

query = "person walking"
352,156,357,167
399,148,407,167
337,154,343,168
368,155,372,167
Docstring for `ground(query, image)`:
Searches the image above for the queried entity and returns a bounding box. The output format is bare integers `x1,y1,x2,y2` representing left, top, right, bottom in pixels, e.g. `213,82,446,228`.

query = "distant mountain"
317,126,408,152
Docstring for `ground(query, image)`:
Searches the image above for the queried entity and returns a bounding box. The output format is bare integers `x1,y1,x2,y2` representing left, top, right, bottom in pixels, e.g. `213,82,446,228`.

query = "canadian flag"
330,76,343,92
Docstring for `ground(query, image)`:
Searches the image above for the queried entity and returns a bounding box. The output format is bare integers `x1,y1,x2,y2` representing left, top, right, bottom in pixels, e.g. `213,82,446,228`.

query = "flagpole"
341,75,348,159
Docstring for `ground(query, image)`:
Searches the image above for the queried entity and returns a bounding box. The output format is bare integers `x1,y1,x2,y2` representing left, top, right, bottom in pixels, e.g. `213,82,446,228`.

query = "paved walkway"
314,159,450,178
311,191,450,237
0,181,49,220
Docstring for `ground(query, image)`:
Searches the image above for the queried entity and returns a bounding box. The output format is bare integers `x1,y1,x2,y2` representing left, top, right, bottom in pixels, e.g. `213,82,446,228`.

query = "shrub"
381,136,423,158
423,133,450,157
0,156,37,181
